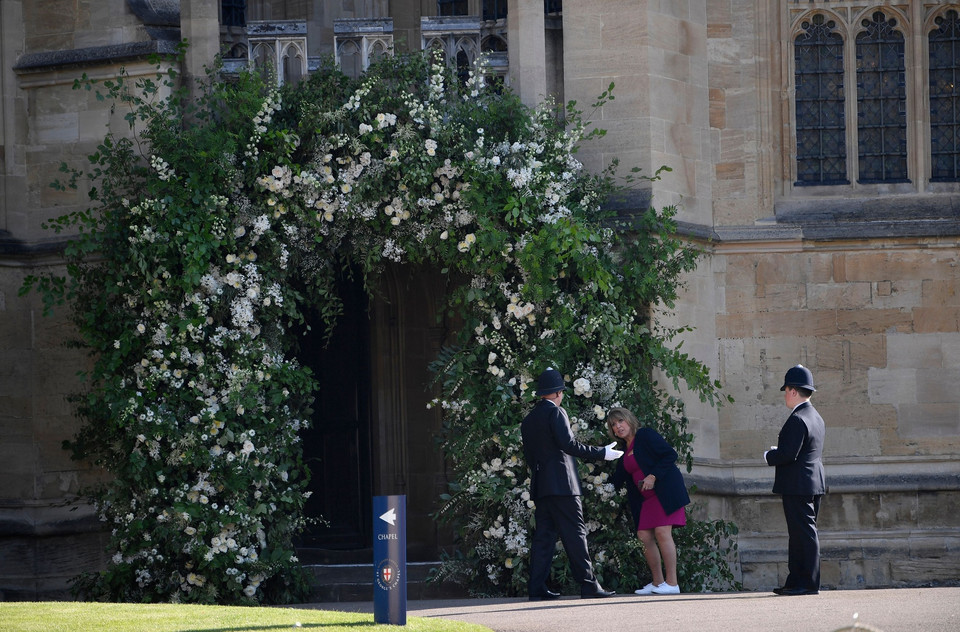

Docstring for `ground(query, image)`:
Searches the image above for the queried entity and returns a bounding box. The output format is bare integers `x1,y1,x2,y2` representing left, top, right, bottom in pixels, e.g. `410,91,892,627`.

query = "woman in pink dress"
607,407,690,595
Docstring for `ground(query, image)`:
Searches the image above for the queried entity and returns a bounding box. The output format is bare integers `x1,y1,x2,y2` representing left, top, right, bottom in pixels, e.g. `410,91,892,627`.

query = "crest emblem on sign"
376,559,400,590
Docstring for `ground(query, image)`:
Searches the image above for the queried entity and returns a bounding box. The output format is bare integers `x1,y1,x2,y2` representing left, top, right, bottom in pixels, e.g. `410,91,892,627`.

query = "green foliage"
21,46,738,603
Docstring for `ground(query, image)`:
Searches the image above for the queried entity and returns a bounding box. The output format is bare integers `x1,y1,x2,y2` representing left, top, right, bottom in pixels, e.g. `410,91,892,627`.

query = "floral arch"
27,51,737,604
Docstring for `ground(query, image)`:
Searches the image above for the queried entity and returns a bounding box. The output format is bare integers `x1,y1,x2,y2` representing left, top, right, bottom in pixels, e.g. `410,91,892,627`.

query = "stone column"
508,0,547,108
0,0,24,233
562,1,719,459
180,0,221,103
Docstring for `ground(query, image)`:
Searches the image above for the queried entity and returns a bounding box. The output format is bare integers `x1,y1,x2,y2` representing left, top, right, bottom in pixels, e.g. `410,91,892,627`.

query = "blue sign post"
373,494,406,625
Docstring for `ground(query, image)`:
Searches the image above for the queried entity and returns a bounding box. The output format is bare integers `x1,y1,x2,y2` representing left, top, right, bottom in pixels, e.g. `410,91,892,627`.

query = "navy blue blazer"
765,401,826,496
611,427,691,528
521,399,606,499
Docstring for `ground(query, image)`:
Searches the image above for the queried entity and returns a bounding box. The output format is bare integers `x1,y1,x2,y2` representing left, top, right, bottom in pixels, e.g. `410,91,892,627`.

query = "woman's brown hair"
605,406,640,445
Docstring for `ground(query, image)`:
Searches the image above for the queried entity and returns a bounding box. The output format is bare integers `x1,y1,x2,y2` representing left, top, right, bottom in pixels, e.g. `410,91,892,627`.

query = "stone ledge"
0,501,101,537
0,231,69,265
739,530,960,589
14,40,180,73
688,457,960,496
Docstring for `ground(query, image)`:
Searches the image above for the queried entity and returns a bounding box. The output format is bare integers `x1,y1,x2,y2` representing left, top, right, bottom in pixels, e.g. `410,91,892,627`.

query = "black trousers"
528,495,597,595
781,494,823,590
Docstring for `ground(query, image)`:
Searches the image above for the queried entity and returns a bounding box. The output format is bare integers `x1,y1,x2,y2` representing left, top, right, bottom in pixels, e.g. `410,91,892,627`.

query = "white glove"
603,441,624,461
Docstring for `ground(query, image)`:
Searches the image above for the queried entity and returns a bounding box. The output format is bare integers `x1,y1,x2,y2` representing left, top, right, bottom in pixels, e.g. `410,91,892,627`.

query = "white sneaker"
634,582,657,595
651,582,680,595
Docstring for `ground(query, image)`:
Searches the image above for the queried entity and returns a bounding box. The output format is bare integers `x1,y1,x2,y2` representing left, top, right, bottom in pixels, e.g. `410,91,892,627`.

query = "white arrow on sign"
379,507,397,526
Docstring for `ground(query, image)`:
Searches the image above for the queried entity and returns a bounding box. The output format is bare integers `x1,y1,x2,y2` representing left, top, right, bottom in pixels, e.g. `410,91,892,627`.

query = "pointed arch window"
856,12,908,183
795,14,848,185
929,10,960,182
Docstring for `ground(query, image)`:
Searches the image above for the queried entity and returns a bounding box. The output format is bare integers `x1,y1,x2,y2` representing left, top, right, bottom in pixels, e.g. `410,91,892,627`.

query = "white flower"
593,405,606,420
573,377,592,397
137,324,146,334
425,139,438,156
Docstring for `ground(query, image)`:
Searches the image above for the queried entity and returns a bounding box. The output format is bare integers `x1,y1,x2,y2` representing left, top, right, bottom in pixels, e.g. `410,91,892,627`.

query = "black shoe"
529,589,561,601
581,586,615,598
775,587,818,596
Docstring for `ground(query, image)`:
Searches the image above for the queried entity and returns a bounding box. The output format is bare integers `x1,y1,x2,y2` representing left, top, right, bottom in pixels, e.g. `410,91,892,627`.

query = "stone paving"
304,586,960,632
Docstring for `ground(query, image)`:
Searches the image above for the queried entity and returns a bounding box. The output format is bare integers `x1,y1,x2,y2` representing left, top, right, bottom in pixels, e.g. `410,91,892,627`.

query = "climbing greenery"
23,49,738,604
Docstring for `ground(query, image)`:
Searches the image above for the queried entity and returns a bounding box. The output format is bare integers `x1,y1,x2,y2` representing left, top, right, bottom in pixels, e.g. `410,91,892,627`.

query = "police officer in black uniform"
521,368,622,600
764,364,826,596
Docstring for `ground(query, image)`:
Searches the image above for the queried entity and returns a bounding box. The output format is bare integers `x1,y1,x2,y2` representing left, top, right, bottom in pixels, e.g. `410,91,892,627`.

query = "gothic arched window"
795,14,848,185
929,10,960,182
856,12,908,183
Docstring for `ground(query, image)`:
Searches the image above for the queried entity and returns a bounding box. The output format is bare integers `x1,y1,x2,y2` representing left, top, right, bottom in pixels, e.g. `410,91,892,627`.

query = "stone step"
305,561,469,602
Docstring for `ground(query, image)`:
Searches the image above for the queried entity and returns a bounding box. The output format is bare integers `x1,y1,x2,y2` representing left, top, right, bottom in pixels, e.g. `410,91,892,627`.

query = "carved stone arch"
226,42,248,59
337,40,363,78
454,35,479,65
250,41,276,77
924,5,960,36
790,10,846,41
279,40,306,84
368,38,391,63
423,35,446,56
851,6,910,39
481,33,507,53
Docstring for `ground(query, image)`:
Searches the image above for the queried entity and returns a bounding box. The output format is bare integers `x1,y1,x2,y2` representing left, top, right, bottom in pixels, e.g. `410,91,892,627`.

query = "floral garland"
26,51,735,604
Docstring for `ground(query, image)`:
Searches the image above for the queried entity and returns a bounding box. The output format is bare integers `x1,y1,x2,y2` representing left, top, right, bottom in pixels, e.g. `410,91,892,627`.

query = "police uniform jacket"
521,399,605,499
765,401,826,496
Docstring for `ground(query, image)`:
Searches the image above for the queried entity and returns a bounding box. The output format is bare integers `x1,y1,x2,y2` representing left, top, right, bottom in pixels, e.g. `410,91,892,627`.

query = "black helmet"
780,364,816,392
535,368,565,396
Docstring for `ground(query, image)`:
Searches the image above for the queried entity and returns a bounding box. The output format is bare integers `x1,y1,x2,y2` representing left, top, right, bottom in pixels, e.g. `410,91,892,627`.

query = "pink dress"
625,437,686,530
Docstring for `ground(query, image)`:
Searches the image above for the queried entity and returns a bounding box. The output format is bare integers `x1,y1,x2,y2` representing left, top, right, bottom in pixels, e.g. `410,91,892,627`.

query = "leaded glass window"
929,10,960,182
222,0,245,27
795,15,848,185
856,12,908,183
484,0,508,21
438,0,467,16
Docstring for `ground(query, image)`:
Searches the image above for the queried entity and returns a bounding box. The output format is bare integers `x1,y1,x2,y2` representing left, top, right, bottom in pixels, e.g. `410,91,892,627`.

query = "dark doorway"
296,269,373,552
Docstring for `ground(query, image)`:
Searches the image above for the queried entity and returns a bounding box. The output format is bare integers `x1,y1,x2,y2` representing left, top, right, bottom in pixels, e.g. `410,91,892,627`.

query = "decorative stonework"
333,18,394,78
247,21,308,85
420,16,481,68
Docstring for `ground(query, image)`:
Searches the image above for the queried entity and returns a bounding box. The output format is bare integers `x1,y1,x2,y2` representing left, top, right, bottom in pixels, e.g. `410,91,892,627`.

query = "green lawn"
0,601,493,632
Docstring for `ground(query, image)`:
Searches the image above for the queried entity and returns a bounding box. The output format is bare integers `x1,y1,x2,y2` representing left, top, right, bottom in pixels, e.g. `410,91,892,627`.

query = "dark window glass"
483,0,508,20
222,0,246,27
856,12,908,183
929,10,960,182
795,14,848,185
438,0,468,16
545,0,562,15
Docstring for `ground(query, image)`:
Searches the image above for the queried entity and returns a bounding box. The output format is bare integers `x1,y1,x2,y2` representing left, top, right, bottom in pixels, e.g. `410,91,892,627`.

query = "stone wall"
0,0,220,600
2,0,959,599
650,0,960,590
